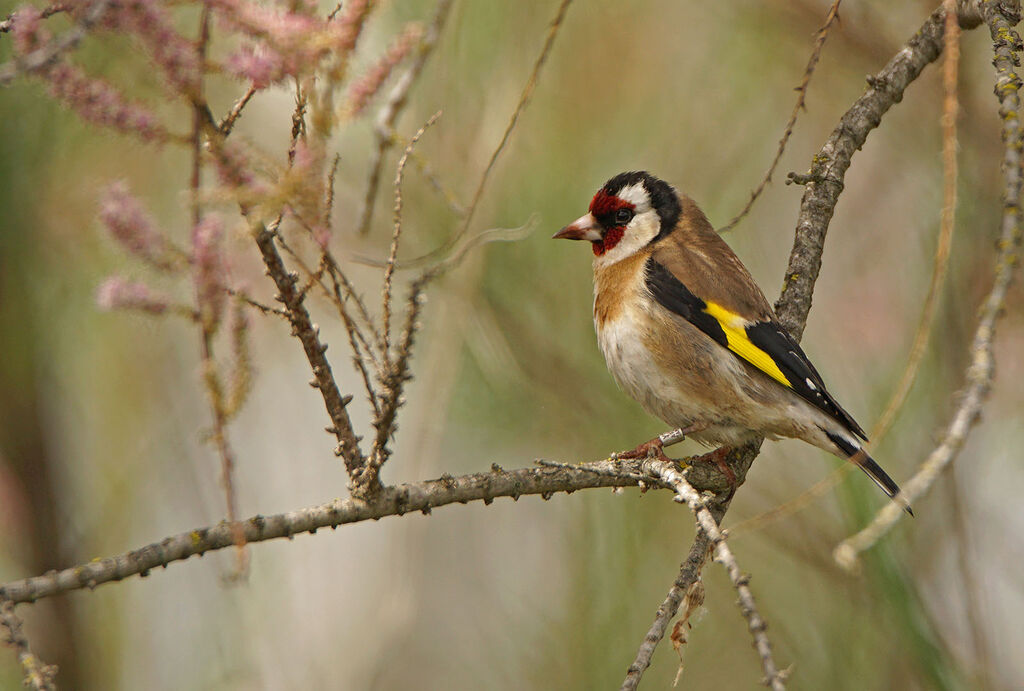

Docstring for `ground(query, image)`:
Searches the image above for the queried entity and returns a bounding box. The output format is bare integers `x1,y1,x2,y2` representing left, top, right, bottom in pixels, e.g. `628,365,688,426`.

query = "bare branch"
219,84,257,136
1,600,57,691
617,441,762,688
718,0,842,234
253,224,368,491
364,271,431,487
834,0,1022,570
227,287,288,318
381,112,441,357
0,455,746,605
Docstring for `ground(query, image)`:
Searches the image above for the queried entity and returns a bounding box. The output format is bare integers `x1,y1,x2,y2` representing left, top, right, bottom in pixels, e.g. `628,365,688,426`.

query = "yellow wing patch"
703,302,792,388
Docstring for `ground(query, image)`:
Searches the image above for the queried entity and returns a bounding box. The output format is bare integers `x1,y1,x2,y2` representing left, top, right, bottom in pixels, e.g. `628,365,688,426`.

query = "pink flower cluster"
99,0,201,96
216,0,371,88
96,276,169,314
47,62,169,141
99,182,172,268
345,23,423,118
7,4,169,142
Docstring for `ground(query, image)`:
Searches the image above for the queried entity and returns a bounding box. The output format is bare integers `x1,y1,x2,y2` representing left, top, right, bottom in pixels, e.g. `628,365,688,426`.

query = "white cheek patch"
593,209,660,269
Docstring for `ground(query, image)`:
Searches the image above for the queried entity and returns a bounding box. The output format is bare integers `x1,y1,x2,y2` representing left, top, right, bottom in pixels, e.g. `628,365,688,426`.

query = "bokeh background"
2,0,1023,688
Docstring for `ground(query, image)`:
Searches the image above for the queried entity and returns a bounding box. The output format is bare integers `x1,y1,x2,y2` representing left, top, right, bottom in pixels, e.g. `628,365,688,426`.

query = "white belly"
597,311,699,423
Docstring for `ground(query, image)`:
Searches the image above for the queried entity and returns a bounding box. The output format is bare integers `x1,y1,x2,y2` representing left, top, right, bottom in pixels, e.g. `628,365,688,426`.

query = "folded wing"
644,257,867,440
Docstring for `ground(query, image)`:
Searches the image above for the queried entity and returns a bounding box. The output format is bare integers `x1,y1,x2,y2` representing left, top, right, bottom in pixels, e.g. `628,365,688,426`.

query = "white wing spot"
805,378,817,391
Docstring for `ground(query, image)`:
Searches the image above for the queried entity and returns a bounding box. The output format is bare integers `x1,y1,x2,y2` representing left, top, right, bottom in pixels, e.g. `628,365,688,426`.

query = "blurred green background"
2,0,1023,688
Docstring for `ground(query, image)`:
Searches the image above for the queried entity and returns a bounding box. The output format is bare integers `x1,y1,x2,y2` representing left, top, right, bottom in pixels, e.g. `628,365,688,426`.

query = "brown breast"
593,250,650,327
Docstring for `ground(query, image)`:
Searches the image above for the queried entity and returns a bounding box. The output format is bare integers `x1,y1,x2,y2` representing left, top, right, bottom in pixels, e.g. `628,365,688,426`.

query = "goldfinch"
554,171,910,513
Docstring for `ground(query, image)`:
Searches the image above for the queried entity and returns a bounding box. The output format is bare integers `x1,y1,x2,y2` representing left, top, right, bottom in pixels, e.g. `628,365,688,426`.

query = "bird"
553,171,911,514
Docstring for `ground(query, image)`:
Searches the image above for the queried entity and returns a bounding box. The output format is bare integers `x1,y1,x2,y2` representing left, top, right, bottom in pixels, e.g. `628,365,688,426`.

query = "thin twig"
191,7,210,228
326,260,384,355
226,288,289,318
618,442,763,689
277,228,383,409
0,0,111,86
718,0,843,234
834,0,1022,570
273,221,384,387
324,152,340,231
397,0,574,267
381,111,441,358
357,0,454,236
219,84,257,136
323,265,384,374
1,600,57,691
198,335,248,574
363,273,431,487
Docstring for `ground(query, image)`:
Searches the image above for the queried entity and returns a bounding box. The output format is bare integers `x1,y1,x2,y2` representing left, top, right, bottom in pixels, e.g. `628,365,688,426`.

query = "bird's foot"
692,446,738,501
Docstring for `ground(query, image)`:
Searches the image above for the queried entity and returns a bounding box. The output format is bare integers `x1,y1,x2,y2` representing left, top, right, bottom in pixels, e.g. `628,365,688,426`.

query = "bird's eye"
615,208,634,225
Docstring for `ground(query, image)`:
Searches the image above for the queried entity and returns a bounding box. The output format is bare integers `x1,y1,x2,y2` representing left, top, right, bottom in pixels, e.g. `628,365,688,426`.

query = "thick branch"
0,456,746,605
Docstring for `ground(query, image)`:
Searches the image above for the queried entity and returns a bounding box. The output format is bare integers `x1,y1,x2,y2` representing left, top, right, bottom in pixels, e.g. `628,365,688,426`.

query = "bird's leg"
691,446,737,500
614,423,709,465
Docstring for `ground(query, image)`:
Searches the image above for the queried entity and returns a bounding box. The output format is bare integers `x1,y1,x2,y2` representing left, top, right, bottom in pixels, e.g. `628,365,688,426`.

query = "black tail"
823,429,913,516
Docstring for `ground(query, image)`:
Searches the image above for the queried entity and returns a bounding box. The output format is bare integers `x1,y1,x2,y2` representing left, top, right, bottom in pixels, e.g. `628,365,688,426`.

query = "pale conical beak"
552,213,602,241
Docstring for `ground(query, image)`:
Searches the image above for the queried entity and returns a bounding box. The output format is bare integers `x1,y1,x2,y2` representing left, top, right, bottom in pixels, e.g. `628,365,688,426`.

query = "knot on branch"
785,171,824,186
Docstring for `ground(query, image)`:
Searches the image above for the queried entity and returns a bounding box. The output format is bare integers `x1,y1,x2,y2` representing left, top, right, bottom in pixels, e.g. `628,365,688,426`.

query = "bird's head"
553,171,681,265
